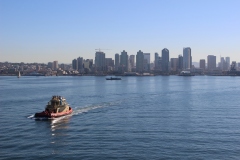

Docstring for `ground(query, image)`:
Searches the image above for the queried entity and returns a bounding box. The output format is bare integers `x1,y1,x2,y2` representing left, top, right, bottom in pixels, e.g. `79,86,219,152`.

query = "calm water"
1,76,240,159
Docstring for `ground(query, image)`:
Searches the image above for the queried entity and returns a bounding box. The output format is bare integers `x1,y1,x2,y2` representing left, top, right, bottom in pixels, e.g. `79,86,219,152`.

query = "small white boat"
17,71,21,78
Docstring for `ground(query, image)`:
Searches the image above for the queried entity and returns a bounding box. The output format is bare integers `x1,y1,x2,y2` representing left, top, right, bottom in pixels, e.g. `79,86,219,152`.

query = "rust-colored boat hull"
35,107,73,118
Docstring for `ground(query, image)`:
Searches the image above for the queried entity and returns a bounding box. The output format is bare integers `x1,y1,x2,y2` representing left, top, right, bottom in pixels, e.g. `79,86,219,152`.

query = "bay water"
1,76,240,159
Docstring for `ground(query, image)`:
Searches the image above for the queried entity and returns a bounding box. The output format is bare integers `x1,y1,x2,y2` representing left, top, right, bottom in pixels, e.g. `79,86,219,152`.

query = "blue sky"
0,0,240,63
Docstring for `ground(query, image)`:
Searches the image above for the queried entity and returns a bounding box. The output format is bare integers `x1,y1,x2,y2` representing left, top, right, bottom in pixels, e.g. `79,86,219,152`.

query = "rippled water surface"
1,76,240,159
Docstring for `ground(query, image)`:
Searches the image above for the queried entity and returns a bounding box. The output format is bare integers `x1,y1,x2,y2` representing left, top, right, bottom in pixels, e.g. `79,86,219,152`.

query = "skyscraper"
178,55,183,71
154,53,159,70
129,55,135,70
72,59,78,70
136,50,144,73
53,61,58,70
120,50,128,72
115,53,120,71
143,53,150,72
95,51,106,71
226,57,230,70
105,58,114,67
77,57,83,71
183,47,191,69
170,58,178,71
199,59,206,70
48,62,53,69
207,55,216,71
161,48,169,72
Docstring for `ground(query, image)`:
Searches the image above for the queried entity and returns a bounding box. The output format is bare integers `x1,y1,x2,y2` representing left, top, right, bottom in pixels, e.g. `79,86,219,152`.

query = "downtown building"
129,55,135,72
207,55,216,71
183,47,192,70
115,53,120,71
170,58,178,72
120,50,128,72
143,53,150,72
161,48,169,72
105,58,114,71
199,59,206,71
178,55,183,71
77,57,83,72
72,59,78,70
53,61,58,71
95,51,106,72
136,50,144,73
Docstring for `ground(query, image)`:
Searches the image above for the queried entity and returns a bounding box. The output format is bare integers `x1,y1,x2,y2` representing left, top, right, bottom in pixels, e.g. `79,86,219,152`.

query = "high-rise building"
85,59,93,69
77,57,83,71
83,59,93,71
47,62,53,69
143,53,150,72
72,59,78,70
183,47,191,69
129,55,135,69
60,64,65,70
170,58,178,71
226,57,230,70
95,51,106,71
199,59,205,70
120,50,128,72
178,55,183,71
161,48,169,72
136,50,144,73
53,61,58,70
105,58,114,67
154,53,159,70
230,61,237,71
207,55,216,70
115,53,120,71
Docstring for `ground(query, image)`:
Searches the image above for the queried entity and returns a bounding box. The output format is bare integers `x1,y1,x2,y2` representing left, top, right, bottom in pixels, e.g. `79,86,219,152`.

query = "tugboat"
35,96,73,118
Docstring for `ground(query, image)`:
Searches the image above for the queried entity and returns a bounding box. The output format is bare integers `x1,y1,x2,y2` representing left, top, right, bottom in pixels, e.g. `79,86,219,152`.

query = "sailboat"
17,71,21,78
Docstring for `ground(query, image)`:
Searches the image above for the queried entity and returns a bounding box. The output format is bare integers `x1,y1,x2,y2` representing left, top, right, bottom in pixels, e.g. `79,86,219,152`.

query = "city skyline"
1,0,240,63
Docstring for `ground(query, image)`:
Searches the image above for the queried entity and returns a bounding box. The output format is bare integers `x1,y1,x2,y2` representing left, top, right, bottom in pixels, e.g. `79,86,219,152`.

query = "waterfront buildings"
53,61,58,70
161,48,169,72
129,55,135,71
170,58,178,72
3,47,238,76
207,55,216,71
95,51,106,72
226,57,230,70
200,59,206,70
115,53,120,71
178,55,183,71
72,59,78,70
154,53,159,70
120,50,128,72
105,58,114,71
47,62,53,70
143,53,150,72
136,50,144,73
77,57,83,71
183,47,191,70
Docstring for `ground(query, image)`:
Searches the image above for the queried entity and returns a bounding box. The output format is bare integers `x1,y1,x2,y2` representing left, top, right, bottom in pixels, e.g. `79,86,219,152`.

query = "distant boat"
25,72,44,76
106,77,121,80
178,71,195,76
17,71,21,78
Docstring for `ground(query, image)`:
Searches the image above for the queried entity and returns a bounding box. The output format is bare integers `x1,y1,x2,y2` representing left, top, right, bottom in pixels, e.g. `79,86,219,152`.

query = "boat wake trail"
72,100,121,115
28,100,122,121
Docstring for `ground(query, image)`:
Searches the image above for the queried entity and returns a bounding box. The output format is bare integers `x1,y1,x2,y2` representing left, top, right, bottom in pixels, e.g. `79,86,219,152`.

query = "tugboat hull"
35,107,73,118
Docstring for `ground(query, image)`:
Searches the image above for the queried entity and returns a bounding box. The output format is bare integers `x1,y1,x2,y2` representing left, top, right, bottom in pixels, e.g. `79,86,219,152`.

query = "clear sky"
0,0,240,64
